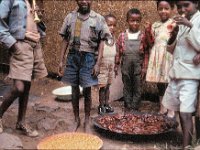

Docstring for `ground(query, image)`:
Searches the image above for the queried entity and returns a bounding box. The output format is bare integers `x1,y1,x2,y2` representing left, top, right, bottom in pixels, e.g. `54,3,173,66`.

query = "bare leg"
0,80,24,118
104,85,114,113
105,85,109,106
159,96,168,114
99,86,106,106
71,86,80,132
157,83,168,114
98,86,106,115
179,112,193,149
17,81,31,124
0,80,24,133
14,81,39,137
167,109,175,118
83,87,91,132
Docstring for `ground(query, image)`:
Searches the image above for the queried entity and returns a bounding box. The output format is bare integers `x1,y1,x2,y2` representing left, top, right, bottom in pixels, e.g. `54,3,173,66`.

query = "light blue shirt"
0,0,44,49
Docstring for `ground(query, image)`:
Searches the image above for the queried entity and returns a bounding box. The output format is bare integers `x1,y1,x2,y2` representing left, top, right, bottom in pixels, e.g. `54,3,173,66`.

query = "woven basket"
37,132,103,150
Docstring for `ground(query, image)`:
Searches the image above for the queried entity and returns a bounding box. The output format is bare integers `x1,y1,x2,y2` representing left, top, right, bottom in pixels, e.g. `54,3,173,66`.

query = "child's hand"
10,42,20,54
193,53,200,65
174,15,193,28
141,68,146,80
144,21,152,33
114,64,119,78
58,62,64,77
92,64,100,77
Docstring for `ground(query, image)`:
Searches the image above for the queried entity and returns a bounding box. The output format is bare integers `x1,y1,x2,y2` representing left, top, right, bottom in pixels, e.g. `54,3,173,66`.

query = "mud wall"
42,0,158,73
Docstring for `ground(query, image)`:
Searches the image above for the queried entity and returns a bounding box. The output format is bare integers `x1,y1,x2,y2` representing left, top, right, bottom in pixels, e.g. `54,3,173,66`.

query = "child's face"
106,17,117,35
176,1,198,19
76,0,92,14
127,14,141,33
157,1,172,22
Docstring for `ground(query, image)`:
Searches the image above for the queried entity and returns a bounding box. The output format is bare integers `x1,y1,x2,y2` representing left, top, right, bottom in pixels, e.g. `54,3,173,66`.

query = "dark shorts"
62,51,98,88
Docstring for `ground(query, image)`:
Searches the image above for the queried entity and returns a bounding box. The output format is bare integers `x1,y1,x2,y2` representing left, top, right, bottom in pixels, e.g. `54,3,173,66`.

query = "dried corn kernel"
37,132,103,150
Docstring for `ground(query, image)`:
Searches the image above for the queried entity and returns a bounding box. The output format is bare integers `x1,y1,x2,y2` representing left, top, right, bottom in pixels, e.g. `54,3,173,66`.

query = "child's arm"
140,32,150,80
58,14,72,76
144,22,154,49
0,0,17,49
58,38,69,76
114,33,123,76
175,15,200,65
167,25,179,54
92,40,104,77
173,15,200,53
114,51,121,77
193,53,200,65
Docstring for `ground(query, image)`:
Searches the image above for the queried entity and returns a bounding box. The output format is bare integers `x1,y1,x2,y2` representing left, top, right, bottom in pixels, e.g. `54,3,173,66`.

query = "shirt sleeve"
98,16,111,41
0,0,17,49
59,13,71,40
185,25,200,52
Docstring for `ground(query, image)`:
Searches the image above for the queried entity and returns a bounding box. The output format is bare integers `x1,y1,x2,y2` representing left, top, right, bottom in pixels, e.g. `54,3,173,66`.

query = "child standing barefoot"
145,0,175,116
98,14,117,115
162,1,200,148
58,0,110,132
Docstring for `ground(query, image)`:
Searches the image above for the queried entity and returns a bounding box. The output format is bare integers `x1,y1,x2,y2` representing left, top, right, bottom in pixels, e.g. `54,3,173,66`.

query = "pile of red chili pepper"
96,113,178,135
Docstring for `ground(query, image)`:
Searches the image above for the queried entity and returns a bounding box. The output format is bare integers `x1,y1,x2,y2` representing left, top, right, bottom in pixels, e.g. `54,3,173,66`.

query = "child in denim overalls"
115,8,149,112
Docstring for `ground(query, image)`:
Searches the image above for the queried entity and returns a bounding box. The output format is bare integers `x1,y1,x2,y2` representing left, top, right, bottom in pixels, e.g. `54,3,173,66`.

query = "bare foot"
159,104,168,115
69,118,80,132
167,110,175,118
84,119,91,133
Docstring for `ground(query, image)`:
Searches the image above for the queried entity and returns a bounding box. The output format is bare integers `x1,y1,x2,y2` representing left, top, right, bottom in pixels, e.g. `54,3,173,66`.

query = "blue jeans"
62,51,98,88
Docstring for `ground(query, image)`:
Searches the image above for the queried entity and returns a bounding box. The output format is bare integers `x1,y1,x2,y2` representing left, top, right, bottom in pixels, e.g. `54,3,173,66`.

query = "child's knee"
180,113,193,121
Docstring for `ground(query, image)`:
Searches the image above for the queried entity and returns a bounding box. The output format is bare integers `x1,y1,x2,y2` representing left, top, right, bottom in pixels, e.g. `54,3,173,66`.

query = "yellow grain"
37,132,103,150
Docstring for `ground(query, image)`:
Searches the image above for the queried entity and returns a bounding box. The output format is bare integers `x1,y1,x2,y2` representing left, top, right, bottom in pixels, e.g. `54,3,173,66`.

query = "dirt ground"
0,75,197,150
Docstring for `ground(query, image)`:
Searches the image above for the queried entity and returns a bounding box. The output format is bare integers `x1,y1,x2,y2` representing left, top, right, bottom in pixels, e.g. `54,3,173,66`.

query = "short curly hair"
156,0,175,9
126,8,141,21
104,14,116,22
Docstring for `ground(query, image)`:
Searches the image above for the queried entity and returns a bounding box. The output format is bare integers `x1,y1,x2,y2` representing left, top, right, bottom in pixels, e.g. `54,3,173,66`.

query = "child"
0,0,48,136
115,8,149,112
58,0,110,132
145,0,175,116
98,14,117,115
162,0,200,148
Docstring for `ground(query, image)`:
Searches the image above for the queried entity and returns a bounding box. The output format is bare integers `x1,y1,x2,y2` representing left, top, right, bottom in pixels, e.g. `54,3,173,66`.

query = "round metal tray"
93,112,178,135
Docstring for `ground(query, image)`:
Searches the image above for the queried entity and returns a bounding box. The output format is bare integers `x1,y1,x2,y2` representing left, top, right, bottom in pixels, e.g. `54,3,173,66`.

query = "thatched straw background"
1,1,200,73
42,0,159,73
0,0,160,73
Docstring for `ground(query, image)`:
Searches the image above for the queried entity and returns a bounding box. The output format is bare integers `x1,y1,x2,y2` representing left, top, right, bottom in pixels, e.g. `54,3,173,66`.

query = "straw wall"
42,0,158,73
0,0,159,73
